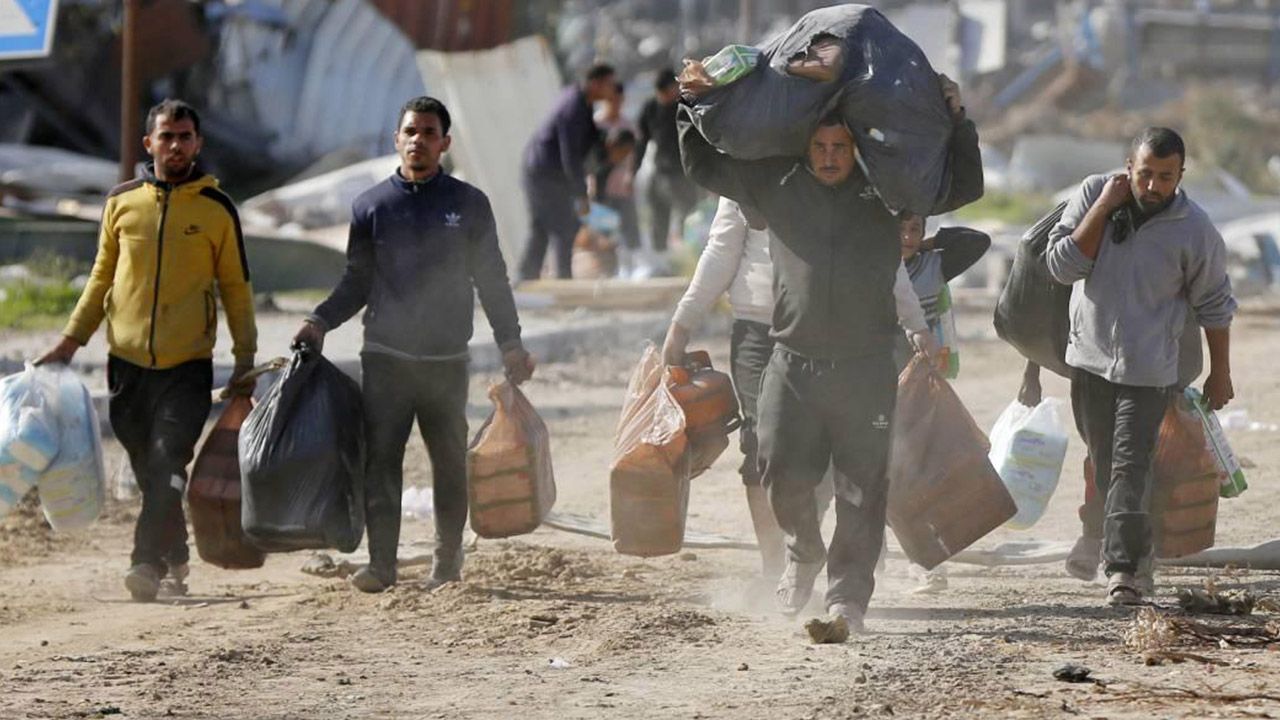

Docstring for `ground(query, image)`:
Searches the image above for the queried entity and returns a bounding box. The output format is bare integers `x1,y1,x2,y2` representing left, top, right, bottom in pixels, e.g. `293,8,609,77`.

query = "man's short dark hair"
655,68,677,92
1131,126,1185,164
816,110,847,130
146,99,200,135
398,96,451,135
586,63,616,82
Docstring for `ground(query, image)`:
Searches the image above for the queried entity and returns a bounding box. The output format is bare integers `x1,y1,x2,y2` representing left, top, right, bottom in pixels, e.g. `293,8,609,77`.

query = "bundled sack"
685,5,955,213
239,349,365,553
0,365,105,529
467,382,556,539
888,355,1016,569
610,344,692,557
993,202,1073,378
1150,394,1222,558
188,396,266,569
988,398,1070,531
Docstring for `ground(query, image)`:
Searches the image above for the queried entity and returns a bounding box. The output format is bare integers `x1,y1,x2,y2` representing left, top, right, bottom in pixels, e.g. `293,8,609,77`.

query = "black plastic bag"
686,4,954,213
993,201,1073,378
239,348,365,553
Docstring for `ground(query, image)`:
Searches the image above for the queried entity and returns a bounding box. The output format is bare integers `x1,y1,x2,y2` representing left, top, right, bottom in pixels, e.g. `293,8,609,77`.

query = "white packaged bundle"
989,398,1070,530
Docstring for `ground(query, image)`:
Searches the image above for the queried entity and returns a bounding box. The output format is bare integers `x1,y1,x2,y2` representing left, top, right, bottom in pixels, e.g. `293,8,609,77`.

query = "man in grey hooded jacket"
1045,126,1236,606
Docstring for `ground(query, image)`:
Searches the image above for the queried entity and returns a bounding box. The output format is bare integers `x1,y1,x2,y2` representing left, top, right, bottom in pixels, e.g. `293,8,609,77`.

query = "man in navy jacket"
518,63,619,280
295,97,534,593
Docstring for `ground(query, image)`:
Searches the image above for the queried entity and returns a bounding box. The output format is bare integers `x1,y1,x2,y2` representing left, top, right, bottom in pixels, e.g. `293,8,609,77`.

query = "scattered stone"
238,600,250,610
529,614,559,628
737,663,749,671
679,553,698,562
1052,664,1094,683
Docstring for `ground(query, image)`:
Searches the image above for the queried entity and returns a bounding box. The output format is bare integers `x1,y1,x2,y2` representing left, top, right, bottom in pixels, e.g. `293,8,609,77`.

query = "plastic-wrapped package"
988,398,1070,530
467,382,556,539
239,349,365,553
1151,395,1221,558
1183,388,1247,498
609,344,692,557
36,367,106,532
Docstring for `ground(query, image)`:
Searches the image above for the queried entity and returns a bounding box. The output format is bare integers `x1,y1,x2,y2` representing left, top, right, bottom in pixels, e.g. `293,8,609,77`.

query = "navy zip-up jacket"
311,170,522,359
522,86,599,197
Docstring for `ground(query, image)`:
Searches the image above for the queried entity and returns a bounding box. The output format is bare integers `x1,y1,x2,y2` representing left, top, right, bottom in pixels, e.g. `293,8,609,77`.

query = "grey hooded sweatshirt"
1045,174,1235,388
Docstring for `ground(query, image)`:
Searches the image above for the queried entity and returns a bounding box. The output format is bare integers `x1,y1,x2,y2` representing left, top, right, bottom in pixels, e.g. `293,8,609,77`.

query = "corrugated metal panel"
213,0,426,165
417,36,564,264
369,0,516,51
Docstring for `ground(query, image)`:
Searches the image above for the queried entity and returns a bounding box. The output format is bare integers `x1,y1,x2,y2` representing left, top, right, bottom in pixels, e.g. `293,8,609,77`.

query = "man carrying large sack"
38,100,259,602
294,97,534,593
678,76,982,632
1045,127,1236,606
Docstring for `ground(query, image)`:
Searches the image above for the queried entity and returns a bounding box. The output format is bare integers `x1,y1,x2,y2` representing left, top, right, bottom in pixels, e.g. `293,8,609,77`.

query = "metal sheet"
213,0,426,165
416,36,564,265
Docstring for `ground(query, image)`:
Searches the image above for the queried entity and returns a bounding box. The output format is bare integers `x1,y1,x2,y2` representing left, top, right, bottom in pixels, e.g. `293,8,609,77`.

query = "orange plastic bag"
888,355,1017,569
1151,395,1221,558
189,396,266,569
610,344,692,557
466,382,556,539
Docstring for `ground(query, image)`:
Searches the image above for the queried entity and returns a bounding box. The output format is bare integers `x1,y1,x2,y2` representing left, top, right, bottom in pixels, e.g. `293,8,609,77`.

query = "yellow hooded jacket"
64,169,257,369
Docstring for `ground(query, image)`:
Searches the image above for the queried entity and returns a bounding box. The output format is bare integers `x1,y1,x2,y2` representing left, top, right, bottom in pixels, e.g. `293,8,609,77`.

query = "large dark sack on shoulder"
993,201,1073,378
686,4,954,213
239,349,365,553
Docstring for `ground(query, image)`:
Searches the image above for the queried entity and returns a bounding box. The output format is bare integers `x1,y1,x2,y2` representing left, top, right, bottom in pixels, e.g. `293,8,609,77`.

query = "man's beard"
1134,193,1170,215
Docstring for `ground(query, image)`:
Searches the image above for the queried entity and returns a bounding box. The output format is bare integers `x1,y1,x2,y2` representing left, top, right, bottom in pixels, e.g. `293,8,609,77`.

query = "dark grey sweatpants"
361,353,470,583
1070,369,1169,576
757,347,897,612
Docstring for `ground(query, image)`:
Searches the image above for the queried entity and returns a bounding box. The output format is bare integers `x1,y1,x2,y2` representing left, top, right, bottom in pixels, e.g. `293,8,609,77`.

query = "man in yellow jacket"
39,99,257,602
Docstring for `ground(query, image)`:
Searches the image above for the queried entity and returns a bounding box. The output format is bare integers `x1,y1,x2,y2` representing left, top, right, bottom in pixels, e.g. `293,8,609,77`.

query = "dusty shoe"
1106,572,1143,607
125,564,161,602
908,565,948,595
1065,536,1102,581
350,566,395,594
159,563,190,597
775,558,824,617
826,602,866,635
422,547,463,593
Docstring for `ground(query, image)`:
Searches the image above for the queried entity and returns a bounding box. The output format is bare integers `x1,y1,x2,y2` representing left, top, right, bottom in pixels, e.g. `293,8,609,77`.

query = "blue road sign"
0,0,58,61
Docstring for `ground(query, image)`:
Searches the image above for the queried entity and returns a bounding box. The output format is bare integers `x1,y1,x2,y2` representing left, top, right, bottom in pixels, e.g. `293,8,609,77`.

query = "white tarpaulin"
417,36,565,265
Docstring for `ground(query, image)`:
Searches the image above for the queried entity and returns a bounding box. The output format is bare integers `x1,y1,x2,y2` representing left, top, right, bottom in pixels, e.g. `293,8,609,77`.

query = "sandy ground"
2,304,1280,719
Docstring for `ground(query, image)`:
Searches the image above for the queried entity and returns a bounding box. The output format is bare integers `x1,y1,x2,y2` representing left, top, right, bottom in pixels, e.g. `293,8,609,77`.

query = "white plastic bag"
0,364,61,473
0,451,38,518
989,398,1069,530
36,367,106,531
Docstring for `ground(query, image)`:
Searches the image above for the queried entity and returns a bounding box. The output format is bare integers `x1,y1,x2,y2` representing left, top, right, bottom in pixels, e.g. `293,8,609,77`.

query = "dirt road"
2,307,1279,719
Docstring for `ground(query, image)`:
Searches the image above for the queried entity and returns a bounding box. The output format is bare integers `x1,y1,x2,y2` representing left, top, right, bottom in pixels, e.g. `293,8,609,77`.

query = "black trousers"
729,320,774,486
108,356,212,572
645,171,697,252
1070,369,1169,576
361,353,469,581
757,348,897,612
519,172,580,280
